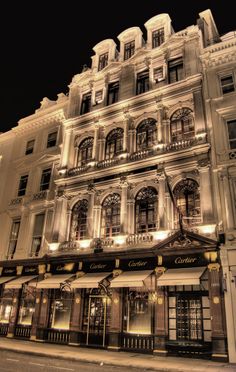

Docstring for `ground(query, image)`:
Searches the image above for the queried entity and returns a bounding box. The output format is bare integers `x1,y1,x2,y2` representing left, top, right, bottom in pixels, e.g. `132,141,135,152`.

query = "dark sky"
0,1,234,133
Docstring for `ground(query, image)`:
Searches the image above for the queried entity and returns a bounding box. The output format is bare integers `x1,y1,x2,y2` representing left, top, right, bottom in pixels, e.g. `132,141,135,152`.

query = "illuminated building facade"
0,9,235,362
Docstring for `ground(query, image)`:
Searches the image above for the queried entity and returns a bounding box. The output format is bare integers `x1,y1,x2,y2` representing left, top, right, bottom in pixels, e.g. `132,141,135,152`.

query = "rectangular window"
18,175,28,196
17,286,36,325
95,90,103,104
107,81,119,105
98,52,108,71
25,139,35,155
31,213,45,256
152,28,164,48
221,75,235,94
47,131,57,148
136,70,149,95
227,119,236,149
80,92,91,115
49,290,72,330
168,58,184,84
7,219,20,258
153,67,164,82
124,40,135,60
0,297,12,324
40,168,51,191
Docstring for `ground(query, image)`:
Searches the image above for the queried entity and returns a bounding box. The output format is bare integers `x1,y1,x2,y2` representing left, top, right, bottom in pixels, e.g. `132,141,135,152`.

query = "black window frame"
220,74,235,95
107,81,119,105
47,131,57,148
124,40,135,60
25,139,35,155
136,70,149,95
152,28,164,48
98,52,108,71
7,219,21,259
135,187,158,233
168,57,184,84
18,174,28,196
80,92,91,115
40,168,51,191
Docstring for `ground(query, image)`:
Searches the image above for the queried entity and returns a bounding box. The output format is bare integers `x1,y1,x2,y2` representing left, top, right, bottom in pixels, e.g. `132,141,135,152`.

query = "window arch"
173,179,200,227
136,118,157,151
135,187,158,233
77,137,93,166
170,108,194,142
105,128,124,159
70,199,88,240
101,193,121,237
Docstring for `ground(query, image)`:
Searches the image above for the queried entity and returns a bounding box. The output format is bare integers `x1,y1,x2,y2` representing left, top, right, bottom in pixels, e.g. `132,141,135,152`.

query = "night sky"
0,1,234,133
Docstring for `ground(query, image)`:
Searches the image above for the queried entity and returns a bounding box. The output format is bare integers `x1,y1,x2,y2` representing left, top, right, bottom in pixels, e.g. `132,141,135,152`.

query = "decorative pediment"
153,229,217,254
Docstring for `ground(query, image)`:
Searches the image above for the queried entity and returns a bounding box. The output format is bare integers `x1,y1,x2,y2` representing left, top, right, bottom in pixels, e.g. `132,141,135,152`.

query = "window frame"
152,28,165,48
25,139,35,155
70,199,89,240
101,194,121,238
80,92,92,115
77,137,94,166
107,81,119,106
170,108,194,143
136,70,149,95
124,40,135,60
7,219,21,259
226,119,236,150
135,187,158,233
136,118,157,151
47,131,58,148
40,168,51,191
220,74,235,95
18,174,28,196
105,128,124,159
168,57,184,84
30,213,45,257
98,52,108,71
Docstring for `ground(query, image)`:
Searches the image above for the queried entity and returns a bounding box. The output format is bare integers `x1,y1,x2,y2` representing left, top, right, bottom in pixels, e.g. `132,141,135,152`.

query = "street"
0,350,156,372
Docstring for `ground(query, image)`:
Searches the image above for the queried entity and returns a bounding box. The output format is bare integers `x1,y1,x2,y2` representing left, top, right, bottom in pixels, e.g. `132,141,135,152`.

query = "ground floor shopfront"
0,231,228,361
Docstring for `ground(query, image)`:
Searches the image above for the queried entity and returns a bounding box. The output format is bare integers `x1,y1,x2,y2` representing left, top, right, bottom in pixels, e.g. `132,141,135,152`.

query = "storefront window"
17,286,36,325
124,290,152,334
49,290,72,330
0,290,13,324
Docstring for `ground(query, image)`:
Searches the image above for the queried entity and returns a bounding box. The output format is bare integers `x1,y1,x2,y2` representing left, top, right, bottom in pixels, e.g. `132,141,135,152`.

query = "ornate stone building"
0,9,235,362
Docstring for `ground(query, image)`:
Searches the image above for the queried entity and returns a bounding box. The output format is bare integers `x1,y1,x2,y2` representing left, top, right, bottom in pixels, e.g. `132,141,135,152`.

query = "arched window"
70,200,88,240
136,118,157,151
105,128,124,159
135,187,158,233
77,137,93,166
170,108,194,142
173,179,200,227
101,194,121,237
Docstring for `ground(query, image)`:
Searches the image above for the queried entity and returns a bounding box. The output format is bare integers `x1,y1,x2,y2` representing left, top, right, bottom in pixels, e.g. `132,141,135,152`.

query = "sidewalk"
0,337,236,372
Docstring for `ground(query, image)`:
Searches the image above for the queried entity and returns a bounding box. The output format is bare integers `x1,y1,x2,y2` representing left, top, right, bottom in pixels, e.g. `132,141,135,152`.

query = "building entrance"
85,294,108,347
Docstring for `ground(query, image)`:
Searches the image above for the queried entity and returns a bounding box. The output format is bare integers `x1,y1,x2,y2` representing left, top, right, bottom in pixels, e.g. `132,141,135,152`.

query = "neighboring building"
0,9,234,362
200,14,236,362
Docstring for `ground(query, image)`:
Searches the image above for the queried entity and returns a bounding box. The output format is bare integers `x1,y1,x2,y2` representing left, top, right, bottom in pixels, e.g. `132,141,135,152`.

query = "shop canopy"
0,276,16,285
110,270,153,288
71,272,111,289
36,274,74,289
157,267,206,286
5,275,38,289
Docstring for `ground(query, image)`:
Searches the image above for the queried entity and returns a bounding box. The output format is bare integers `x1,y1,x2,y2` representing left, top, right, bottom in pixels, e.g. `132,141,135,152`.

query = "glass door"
86,295,108,347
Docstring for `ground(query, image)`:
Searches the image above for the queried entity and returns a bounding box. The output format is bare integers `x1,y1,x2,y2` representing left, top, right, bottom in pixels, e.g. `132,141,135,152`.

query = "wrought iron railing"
122,333,154,352
14,325,31,338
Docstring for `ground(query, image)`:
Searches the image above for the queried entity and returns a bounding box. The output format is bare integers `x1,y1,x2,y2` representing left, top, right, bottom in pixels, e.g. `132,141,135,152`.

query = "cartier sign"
121,257,156,271
162,253,212,268
1,267,17,276
84,260,115,273
50,262,77,274
22,265,38,275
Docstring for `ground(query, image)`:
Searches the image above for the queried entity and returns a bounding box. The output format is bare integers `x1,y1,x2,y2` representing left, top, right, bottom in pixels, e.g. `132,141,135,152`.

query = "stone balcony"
9,197,23,208
32,190,51,202
65,136,205,178
218,148,236,162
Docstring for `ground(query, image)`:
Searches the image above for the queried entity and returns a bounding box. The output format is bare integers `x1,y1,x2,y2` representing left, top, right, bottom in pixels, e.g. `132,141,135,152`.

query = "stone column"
98,126,105,161
157,173,165,229
87,184,95,238
120,177,128,234
163,119,170,144
208,263,227,361
93,192,102,238
7,289,20,338
108,288,123,350
92,124,99,161
60,129,73,170
52,196,68,243
153,268,168,356
69,289,83,345
156,103,164,143
127,200,135,234
65,208,72,241
198,161,214,224
220,170,235,229
193,88,206,134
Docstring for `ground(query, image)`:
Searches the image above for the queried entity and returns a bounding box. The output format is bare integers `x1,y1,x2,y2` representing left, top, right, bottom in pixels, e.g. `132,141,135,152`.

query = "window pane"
18,175,28,196
0,299,12,323
152,28,164,48
8,219,20,257
227,120,236,149
17,287,36,325
47,132,57,148
80,92,91,114
25,140,35,155
40,168,51,191
98,52,108,71
124,40,135,60
50,299,72,330
221,75,234,94
33,214,45,236
125,291,151,334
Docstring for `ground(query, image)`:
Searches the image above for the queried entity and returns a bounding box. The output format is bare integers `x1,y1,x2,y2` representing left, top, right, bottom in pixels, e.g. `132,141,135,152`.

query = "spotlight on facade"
79,239,92,248
152,231,169,241
49,243,60,251
200,224,216,235
114,235,126,245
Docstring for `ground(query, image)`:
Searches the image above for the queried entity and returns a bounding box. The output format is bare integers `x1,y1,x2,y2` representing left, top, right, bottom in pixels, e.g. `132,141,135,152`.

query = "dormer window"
124,40,135,60
98,52,108,71
152,28,164,48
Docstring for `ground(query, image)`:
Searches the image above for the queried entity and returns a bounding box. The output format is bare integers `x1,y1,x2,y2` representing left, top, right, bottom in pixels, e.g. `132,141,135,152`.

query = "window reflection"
17,286,36,325
124,291,152,334
0,299,12,323
49,290,72,330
